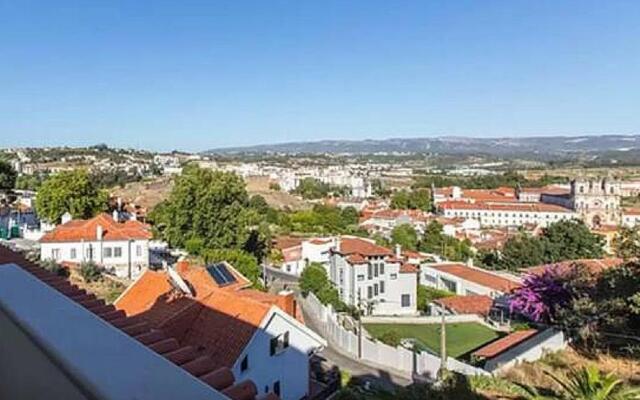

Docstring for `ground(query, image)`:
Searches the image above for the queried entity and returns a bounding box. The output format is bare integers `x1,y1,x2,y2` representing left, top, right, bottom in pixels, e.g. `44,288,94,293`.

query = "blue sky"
1,1,639,151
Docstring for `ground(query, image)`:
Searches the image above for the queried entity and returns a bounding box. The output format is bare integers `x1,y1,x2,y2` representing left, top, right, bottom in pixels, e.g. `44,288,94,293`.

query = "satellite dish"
168,266,193,296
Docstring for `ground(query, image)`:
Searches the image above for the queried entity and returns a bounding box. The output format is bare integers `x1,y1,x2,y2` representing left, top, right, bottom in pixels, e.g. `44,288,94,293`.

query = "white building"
279,237,334,276
439,201,576,228
40,212,151,278
420,262,521,299
329,237,418,316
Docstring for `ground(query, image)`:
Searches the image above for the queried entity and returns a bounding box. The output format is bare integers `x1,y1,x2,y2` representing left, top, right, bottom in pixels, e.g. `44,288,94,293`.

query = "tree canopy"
391,224,419,251
0,159,17,190
390,189,431,211
292,177,349,199
149,165,268,259
419,221,473,261
35,169,108,223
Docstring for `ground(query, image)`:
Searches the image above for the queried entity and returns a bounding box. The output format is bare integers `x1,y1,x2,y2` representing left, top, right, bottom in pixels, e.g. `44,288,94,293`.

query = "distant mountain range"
205,135,640,160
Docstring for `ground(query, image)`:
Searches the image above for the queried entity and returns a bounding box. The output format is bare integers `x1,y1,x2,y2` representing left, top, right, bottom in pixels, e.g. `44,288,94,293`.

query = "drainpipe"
128,239,133,280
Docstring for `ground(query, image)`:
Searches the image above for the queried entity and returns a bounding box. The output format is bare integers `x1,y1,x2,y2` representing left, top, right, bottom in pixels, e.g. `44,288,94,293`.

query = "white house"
420,262,521,299
40,212,151,278
279,237,334,276
439,201,576,228
329,237,418,315
115,262,326,400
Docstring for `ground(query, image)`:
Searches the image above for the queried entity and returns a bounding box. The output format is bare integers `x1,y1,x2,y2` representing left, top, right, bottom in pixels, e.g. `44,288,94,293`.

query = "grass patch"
364,322,501,359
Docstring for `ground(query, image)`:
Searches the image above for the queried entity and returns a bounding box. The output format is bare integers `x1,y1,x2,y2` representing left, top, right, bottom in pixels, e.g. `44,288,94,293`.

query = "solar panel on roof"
206,263,237,286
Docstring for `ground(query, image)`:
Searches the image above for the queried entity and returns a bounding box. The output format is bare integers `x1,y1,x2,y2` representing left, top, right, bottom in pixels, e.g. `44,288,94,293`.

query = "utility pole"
439,313,447,379
357,300,363,359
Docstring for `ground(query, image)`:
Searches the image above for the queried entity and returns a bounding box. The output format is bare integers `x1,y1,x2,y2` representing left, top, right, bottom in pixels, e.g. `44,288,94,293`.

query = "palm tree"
521,365,640,400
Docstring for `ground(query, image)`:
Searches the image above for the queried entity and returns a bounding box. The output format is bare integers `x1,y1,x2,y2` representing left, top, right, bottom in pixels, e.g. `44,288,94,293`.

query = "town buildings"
40,212,152,278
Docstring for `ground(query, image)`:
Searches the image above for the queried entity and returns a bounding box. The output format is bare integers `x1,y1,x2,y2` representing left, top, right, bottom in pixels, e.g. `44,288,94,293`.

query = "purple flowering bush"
508,266,573,323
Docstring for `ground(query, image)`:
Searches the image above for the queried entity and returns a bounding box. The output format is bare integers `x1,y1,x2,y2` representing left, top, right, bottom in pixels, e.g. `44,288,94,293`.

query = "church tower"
570,177,621,227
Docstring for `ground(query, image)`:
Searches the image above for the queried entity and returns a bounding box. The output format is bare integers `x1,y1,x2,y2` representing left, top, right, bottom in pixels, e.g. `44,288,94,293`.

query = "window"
240,355,249,372
374,264,378,278
51,249,60,260
379,264,384,275
270,331,289,356
379,281,385,294
367,286,373,299
70,248,77,259
136,245,142,257
357,274,364,281
424,274,437,284
114,247,122,257
441,278,457,293
390,273,398,280
401,294,411,307
103,247,112,258
374,283,379,296
273,381,281,397
367,264,373,279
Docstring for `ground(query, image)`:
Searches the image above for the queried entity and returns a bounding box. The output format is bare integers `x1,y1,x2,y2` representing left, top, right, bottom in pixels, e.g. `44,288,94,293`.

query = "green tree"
542,220,604,262
201,249,262,288
613,226,640,260
419,221,472,261
339,206,360,226
35,169,108,223
0,160,18,190
149,166,267,258
499,233,547,271
391,224,419,251
293,178,331,199
390,190,411,209
299,262,329,297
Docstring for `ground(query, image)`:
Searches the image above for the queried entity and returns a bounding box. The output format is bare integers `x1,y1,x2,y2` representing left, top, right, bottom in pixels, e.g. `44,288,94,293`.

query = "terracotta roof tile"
40,213,151,243
428,263,521,293
472,329,538,359
338,237,393,257
434,295,494,316
439,201,573,213
399,263,419,273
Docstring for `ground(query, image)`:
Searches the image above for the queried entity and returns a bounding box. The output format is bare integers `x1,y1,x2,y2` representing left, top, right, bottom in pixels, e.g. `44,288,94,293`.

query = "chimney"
277,290,296,319
331,236,340,252
395,243,402,258
117,197,123,211
112,209,119,222
176,259,190,275
466,257,474,268
61,212,72,225
96,225,103,241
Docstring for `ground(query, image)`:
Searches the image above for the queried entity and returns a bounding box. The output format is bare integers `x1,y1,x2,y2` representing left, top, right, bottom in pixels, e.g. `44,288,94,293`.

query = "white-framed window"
51,248,60,260
357,274,364,281
136,245,142,257
103,247,113,258
390,273,398,280
70,248,77,259
114,247,122,258
401,294,411,307
379,281,385,294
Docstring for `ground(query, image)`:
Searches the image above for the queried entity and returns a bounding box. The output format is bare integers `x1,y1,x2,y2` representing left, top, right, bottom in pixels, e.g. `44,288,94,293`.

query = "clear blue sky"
1,1,639,152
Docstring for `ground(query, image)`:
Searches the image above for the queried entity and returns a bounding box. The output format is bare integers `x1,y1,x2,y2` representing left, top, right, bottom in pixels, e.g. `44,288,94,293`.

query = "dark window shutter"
270,337,277,356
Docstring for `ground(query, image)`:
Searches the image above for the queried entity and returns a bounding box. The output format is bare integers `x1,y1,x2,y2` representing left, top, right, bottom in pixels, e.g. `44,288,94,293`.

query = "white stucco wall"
420,265,506,298
40,239,150,278
231,308,325,400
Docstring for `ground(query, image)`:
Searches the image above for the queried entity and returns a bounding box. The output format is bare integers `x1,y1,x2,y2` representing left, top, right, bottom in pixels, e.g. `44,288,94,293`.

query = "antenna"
168,266,193,296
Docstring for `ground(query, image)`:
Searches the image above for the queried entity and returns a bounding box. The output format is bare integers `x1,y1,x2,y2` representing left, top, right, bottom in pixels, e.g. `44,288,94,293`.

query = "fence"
304,293,489,379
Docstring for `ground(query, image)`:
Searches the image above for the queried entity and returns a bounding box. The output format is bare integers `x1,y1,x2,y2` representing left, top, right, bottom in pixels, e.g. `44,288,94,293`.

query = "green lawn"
364,322,502,358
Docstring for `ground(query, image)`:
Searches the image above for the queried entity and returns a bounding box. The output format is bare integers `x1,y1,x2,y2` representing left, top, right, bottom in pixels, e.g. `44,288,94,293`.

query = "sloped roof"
116,262,308,369
399,263,419,274
0,246,268,400
439,201,573,213
434,295,494,316
472,329,538,359
427,263,521,293
40,213,152,243
337,237,393,257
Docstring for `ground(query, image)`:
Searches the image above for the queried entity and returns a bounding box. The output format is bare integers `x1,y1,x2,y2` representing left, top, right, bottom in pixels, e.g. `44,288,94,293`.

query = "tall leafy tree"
35,169,108,223
149,165,267,258
613,226,640,260
0,159,17,190
390,189,431,211
391,224,419,251
419,220,472,261
542,220,604,262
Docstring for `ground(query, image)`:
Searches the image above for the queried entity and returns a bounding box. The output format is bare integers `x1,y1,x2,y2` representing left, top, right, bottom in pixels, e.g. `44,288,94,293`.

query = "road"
263,266,413,390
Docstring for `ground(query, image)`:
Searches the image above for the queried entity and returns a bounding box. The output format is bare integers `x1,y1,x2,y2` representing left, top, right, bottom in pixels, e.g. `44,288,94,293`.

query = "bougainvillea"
508,266,572,322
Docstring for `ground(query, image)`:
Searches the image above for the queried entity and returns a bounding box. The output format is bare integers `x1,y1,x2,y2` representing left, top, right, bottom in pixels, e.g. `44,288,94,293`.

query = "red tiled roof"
623,207,640,216
338,237,393,257
273,236,303,250
40,213,152,243
399,263,419,273
116,262,301,370
428,263,521,293
472,329,538,359
434,295,494,316
523,258,623,277
0,245,269,400
282,246,302,262
439,201,573,213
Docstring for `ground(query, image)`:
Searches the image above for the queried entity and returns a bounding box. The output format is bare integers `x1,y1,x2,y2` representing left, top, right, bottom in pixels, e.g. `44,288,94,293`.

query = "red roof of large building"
0,246,273,400
40,213,152,243
434,295,494,316
439,201,573,213
472,329,539,359
427,263,521,293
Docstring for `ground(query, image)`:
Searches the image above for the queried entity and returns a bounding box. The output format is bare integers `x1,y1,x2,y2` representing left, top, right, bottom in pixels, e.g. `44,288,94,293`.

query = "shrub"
41,259,69,277
79,261,102,283
378,330,402,347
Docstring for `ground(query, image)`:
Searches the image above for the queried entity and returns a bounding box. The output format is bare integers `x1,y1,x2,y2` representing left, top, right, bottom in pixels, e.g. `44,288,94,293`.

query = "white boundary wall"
483,328,566,373
305,293,489,379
